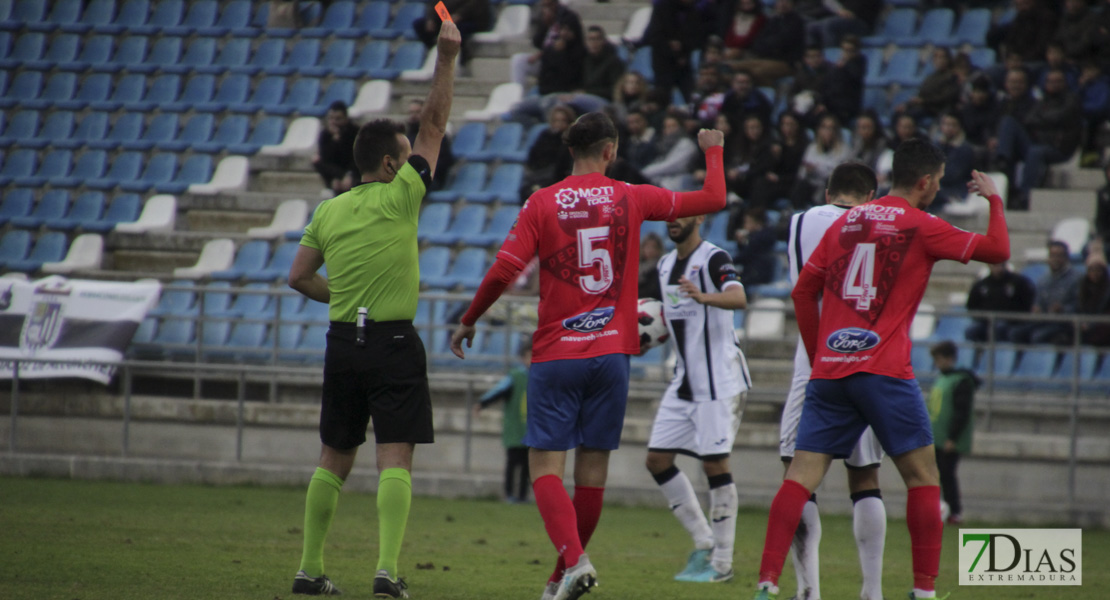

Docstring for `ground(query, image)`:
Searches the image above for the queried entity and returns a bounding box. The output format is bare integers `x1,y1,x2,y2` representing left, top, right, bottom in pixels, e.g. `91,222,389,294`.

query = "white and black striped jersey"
657,241,751,402
786,203,856,285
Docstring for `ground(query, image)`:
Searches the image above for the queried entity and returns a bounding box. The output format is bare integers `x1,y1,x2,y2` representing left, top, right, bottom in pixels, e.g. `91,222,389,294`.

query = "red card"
434,1,453,22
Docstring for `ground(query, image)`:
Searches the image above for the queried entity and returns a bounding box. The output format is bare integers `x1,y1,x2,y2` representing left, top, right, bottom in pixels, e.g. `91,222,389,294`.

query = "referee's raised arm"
412,21,461,179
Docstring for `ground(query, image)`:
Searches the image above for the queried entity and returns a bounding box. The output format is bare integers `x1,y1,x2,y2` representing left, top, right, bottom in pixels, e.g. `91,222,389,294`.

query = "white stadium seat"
189,156,249,195
42,233,104,274
114,194,176,234
260,117,320,156
248,199,308,239
173,238,235,279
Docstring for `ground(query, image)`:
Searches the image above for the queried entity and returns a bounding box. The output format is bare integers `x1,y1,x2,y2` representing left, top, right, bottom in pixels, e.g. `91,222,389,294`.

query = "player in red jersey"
450,112,727,600
750,139,1010,600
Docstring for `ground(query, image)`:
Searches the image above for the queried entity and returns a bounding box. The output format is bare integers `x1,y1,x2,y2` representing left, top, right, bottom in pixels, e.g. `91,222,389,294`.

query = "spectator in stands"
1053,0,1098,65
640,0,713,101
1009,240,1082,345
612,71,650,118
748,111,808,210
718,0,766,59
640,89,674,131
510,0,582,87
643,113,700,190
519,104,575,200
538,14,586,96
993,68,1083,209
792,114,852,208
624,110,658,171
988,0,1058,64
1078,61,1110,157
721,70,774,126
731,0,807,85
1094,0,1110,73
689,65,730,129
413,0,491,68
898,48,962,124
1078,252,1110,346
936,113,976,211
1037,43,1079,91
849,109,888,172
1098,163,1110,240
730,207,777,285
639,232,665,301
313,101,359,197
820,34,866,127
405,100,454,191
789,46,831,128
964,262,1036,343
960,76,998,157
582,26,626,101
728,114,776,200
804,0,881,48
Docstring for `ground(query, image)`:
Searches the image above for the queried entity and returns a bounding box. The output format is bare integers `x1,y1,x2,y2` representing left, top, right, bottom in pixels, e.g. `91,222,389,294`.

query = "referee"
286,21,460,599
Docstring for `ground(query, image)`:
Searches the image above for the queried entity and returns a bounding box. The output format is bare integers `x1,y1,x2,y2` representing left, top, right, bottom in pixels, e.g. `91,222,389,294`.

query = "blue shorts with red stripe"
796,372,933,458
523,354,630,451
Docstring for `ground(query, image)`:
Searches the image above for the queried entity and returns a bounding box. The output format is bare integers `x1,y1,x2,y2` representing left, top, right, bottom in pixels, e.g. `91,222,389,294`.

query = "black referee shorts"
320,320,434,449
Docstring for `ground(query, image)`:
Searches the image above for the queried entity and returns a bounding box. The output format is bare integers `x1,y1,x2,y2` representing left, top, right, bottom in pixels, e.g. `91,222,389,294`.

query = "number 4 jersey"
497,172,682,362
800,196,980,380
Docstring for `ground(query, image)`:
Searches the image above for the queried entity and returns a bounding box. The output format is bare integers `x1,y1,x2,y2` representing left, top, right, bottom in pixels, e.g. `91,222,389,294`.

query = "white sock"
658,470,713,550
791,498,821,600
708,483,738,573
911,589,936,599
853,494,887,600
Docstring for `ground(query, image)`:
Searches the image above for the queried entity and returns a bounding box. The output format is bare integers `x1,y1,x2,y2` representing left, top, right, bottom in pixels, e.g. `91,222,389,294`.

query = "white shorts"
648,389,747,459
779,339,884,468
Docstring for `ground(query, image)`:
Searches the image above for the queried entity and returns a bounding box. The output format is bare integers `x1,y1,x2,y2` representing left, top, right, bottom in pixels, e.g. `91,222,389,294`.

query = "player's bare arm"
288,245,329,303
412,21,461,178
678,276,747,309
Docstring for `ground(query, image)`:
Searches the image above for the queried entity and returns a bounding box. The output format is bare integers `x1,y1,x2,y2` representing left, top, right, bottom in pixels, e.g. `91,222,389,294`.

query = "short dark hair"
353,119,405,175
327,100,349,114
940,111,964,129
891,138,946,190
1048,239,1070,255
564,112,618,159
930,340,958,359
827,162,877,199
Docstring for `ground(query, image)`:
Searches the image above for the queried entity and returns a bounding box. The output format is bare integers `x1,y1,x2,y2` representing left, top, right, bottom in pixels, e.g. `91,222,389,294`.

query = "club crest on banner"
20,279,72,355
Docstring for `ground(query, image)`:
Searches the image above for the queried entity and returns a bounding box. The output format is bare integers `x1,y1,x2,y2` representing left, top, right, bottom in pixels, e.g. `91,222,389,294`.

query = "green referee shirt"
300,159,429,322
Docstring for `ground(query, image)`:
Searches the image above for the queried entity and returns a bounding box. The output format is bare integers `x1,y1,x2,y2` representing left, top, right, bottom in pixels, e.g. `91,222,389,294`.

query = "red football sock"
549,486,605,583
758,479,811,585
907,485,943,592
533,475,584,577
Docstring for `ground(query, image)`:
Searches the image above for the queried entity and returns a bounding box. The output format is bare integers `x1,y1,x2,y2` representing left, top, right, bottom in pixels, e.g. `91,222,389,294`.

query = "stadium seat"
194,74,249,112
1081,354,1110,396
154,113,210,152
464,82,524,121
470,164,525,204
89,113,144,150
44,190,104,231
368,41,425,80
304,39,355,77
472,206,518,247
220,321,273,362
471,122,524,162
967,47,995,70
101,36,149,73
174,238,234,278
474,5,530,42
862,8,916,47
305,80,353,116
195,115,249,152
150,279,197,317
185,155,240,195
503,123,546,162
416,204,452,242
17,149,72,188
302,1,356,37
737,297,786,339
1006,349,1060,390
164,37,216,75
418,246,451,285
228,116,285,155
0,229,32,268
451,122,488,161
162,0,216,36
77,0,116,34
232,38,283,76
336,41,390,78
349,80,391,118
425,248,487,289
905,8,953,46
82,193,142,233
115,193,175,233
217,282,274,319
95,0,149,34
0,110,38,148
427,205,487,245
291,324,328,362
151,316,196,355
197,37,250,75
41,232,102,274
426,163,488,203
6,231,67,273
983,345,1018,381
54,72,111,111
161,154,214,194
0,148,36,187
1,0,44,30
941,8,991,47
1053,350,1097,385
23,72,78,110
26,33,79,70
273,293,305,322
246,241,300,282
628,46,652,81
162,74,215,112
88,73,143,111
290,299,329,324
370,2,424,39
875,49,922,87
51,149,102,187
247,199,307,240
0,33,44,69
260,116,319,157
198,0,254,37
130,36,181,74
0,188,33,226
131,0,184,35
60,34,113,72
123,113,179,152
929,312,971,342
272,78,321,116
209,240,271,281
87,150,143,190
55,111,107,149
120,153,177,193
271,38,320,76
346,2,391,39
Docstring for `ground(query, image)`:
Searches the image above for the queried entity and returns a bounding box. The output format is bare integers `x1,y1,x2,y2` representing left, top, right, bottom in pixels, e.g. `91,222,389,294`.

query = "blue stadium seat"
46,190,104,231
451,122,487,161
131,0,184,35
347,2,391,38
862,8,916,47
418,246,451,284
60,34,113,71
195,115,249,152
56,112,108,149
471,122,524,162
0,229,32,268
135,73,182,112
271,38,320,76
32,0,85,33
120,153,177,192
928,312,971,342
232,76,285,114
212,282,273,318
232,38,283,76
197,37,249,75
941,8,991,47
503,123,546,162
150,280,199,316
0,148,36,187
100,36,149,73
270,322,304,361
128,316,161,355
1,0,44,31
274,78,322,116
967,48,996,70
76,0,116,33
304,39,355,77
427,205,487,245
1020,263,1048,284
1054,350,1099,391
227,117,284,155
292,324,328,363
335,41,389,78
6,231,66,272
1081,354,1110,396
0,110,38,148
198,281,233,314
151,317,196,356
982,345,1018,381
1005,349,1060,390
272,293,305,322
875,49,921,87
160,113,213,152
26,33,79,70
290,299,329,324
17,149,72,188
220,321,272,361
95,0,149,34
164,37,216,75
163,0,216,36
162,74,215,112
425,248,487,289
0,32,45,69
123,113,178,151
194,74,249,112
426,163,488,203
23,72,78,110
370,2,425,39
88,112,143,150
83,193,141,233
905,8,954,46
473,206,519,246
199,0,254,37
156,154,211,194
0,188,33,226
470,163,524,204
629,47,653,81
55,72,111,111
304,80,353,116
246,241,299,282
303,1,357,37
87,151,143,190
53,149,105,187
198,318,232,353
368,41,424,79
88,73,143,111
131,36,181,74
416,204,451,242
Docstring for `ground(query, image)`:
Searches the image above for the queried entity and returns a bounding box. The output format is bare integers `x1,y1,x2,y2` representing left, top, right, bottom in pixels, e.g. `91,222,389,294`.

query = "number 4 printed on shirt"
843,242,878,310
577,226,613,294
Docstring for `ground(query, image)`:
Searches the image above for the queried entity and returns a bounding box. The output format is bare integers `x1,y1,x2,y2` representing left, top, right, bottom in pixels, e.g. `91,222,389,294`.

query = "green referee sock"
299,467,345,576
376,468,413,577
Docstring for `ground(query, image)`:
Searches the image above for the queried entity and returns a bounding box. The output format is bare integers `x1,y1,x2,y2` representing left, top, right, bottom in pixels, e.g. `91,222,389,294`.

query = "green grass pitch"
1,476,1103,599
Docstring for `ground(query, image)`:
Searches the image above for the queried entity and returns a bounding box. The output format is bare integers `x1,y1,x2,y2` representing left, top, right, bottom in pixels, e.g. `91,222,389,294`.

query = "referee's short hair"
826,162,877,199
354,119,406,175
564,112,619,159
891,138,947,190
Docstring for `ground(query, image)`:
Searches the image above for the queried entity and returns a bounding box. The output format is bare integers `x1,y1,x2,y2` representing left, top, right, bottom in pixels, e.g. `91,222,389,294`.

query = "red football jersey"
802,196,980,380
497,173,680,362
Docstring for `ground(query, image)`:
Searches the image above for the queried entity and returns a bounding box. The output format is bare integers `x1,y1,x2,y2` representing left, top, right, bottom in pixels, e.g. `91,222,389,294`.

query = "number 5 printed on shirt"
843,243,877,310
577,226,613,294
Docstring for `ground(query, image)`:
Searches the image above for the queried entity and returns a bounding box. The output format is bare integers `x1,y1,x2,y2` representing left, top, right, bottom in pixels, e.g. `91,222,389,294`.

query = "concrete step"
573,1,645,23
179,190,311,212
254,171,323,195
1030,188,1096,220
112,249,198,274
470,39,533,59
467,57,511,81
185,210,271,234
1057,167,1104,190
109,230,241,253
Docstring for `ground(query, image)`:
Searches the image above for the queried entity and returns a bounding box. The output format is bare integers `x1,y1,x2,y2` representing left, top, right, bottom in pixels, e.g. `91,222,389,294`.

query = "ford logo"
562,307,615,333
825,327,881,353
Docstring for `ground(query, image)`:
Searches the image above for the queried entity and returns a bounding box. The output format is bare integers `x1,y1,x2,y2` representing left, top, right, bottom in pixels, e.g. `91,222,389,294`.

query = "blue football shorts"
523,353,630,451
